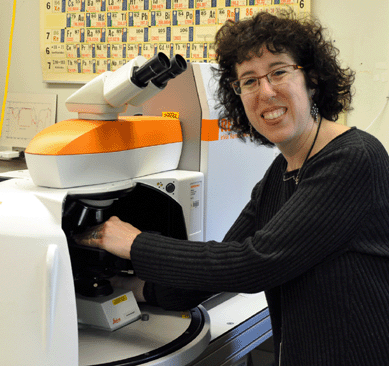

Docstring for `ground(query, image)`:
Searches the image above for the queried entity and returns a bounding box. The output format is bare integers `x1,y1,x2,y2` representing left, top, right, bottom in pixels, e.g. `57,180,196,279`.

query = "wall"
1,0,389,148
312,0,389,146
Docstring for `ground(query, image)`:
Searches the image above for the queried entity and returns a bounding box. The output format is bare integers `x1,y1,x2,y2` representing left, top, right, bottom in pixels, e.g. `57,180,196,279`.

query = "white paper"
0,93,57,149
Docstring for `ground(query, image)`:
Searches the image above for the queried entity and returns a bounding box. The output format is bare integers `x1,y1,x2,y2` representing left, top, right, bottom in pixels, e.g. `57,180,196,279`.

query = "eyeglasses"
230,65,304,96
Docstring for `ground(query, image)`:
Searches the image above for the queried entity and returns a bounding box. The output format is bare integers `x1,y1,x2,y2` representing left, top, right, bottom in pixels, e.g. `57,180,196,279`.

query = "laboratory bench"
0,155,27,173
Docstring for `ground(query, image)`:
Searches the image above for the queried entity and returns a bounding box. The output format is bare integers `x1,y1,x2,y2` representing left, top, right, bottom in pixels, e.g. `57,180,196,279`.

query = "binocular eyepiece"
151,54,188,88
132,53,188,89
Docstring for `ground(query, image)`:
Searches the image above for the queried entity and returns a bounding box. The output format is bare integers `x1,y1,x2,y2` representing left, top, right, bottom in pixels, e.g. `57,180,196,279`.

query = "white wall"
312,0,389,146
1,0,389,148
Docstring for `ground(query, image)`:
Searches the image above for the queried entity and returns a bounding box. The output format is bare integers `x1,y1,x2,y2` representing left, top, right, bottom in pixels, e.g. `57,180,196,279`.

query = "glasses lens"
233,77,259,95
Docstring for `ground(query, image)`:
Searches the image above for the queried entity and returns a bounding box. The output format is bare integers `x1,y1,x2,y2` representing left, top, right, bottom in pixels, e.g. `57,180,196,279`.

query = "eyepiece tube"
151,54,188,88
131,53,170,87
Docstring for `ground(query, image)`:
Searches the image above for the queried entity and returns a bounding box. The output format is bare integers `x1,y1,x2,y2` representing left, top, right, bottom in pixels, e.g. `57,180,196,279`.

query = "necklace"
283,116,322,185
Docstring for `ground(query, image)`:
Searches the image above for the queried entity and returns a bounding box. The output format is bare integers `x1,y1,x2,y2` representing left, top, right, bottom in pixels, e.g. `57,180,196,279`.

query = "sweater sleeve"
131,135,374,294
139,182,263,310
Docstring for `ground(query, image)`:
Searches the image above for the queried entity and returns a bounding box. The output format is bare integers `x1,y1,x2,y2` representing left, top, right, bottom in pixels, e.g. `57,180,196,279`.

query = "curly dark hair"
214,10,355,146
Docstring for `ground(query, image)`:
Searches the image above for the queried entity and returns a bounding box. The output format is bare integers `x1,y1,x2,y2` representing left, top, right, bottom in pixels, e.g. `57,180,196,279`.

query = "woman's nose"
256,78,277,100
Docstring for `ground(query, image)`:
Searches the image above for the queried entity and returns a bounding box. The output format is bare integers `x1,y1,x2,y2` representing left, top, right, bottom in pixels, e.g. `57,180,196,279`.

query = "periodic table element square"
67,0,86,12
107,12,128,27
150,26,172,42
142,43,155,58
173,42,191,58
127,43,142,58
67,59,82,74
172,10,194,26
109,59,127,71
48,29,64,43
128,27,149,42
66,13,86,27
66,44,81,58
95,59,108,73
108,44,127,58
128,0,150,11
107,0,128,11
154,42,175,57
151,10,172,26
191,42,208,59
82,59,98,74
66,28,85,43
217,7,236,24
95,43,109,58
172,26,193,42
172,0,194,10
86,28,105,42
80,44,95,58
85,0,106,12
52,0,66,12
86,12,107,27
129,11,150,26
195,9,217,25
94,59,107,73
107,28,128,42
195,0,217,8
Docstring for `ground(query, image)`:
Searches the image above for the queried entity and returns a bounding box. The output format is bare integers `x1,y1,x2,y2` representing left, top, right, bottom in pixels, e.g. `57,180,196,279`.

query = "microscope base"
76,288,141,331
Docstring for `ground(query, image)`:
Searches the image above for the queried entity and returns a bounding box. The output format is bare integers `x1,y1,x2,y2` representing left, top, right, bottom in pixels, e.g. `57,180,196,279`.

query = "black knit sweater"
132,128,389,365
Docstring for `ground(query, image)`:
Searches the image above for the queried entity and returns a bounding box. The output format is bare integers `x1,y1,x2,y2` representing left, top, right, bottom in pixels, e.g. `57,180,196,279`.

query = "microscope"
24,52,194,332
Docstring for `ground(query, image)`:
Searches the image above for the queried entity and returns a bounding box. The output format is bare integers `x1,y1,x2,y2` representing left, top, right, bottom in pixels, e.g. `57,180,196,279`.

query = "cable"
365,95,389,132
0,0,17,138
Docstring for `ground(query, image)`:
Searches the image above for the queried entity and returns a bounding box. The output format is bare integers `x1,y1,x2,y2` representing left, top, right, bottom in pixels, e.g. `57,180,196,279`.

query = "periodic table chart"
40,0,310,82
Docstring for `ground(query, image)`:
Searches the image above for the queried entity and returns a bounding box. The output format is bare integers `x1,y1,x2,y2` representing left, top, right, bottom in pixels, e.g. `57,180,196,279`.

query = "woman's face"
236,48,314,150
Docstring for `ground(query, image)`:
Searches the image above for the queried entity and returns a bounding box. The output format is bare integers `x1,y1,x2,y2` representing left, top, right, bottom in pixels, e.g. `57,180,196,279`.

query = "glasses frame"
230,64,304,96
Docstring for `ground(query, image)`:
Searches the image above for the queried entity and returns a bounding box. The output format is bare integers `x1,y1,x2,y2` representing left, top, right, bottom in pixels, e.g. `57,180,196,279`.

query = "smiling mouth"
262,108,287,120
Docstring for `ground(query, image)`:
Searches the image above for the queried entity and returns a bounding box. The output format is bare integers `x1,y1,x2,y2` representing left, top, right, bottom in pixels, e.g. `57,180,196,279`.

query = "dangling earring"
310,103,319,122
309,89,319,122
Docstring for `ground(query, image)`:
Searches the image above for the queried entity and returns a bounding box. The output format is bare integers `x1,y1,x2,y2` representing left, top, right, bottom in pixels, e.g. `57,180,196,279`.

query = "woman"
75,11,389,365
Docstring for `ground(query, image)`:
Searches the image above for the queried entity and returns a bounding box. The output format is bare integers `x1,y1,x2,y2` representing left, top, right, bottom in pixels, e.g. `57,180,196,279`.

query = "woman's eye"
272,69,287,77
272,69,288,78
242,78,257,87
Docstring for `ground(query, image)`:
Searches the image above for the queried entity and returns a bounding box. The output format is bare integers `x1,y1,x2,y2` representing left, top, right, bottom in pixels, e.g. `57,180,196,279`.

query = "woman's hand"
73,216,141,260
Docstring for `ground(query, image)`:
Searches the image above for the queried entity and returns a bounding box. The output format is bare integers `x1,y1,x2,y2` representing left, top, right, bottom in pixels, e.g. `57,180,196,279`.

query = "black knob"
166,183,175,193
